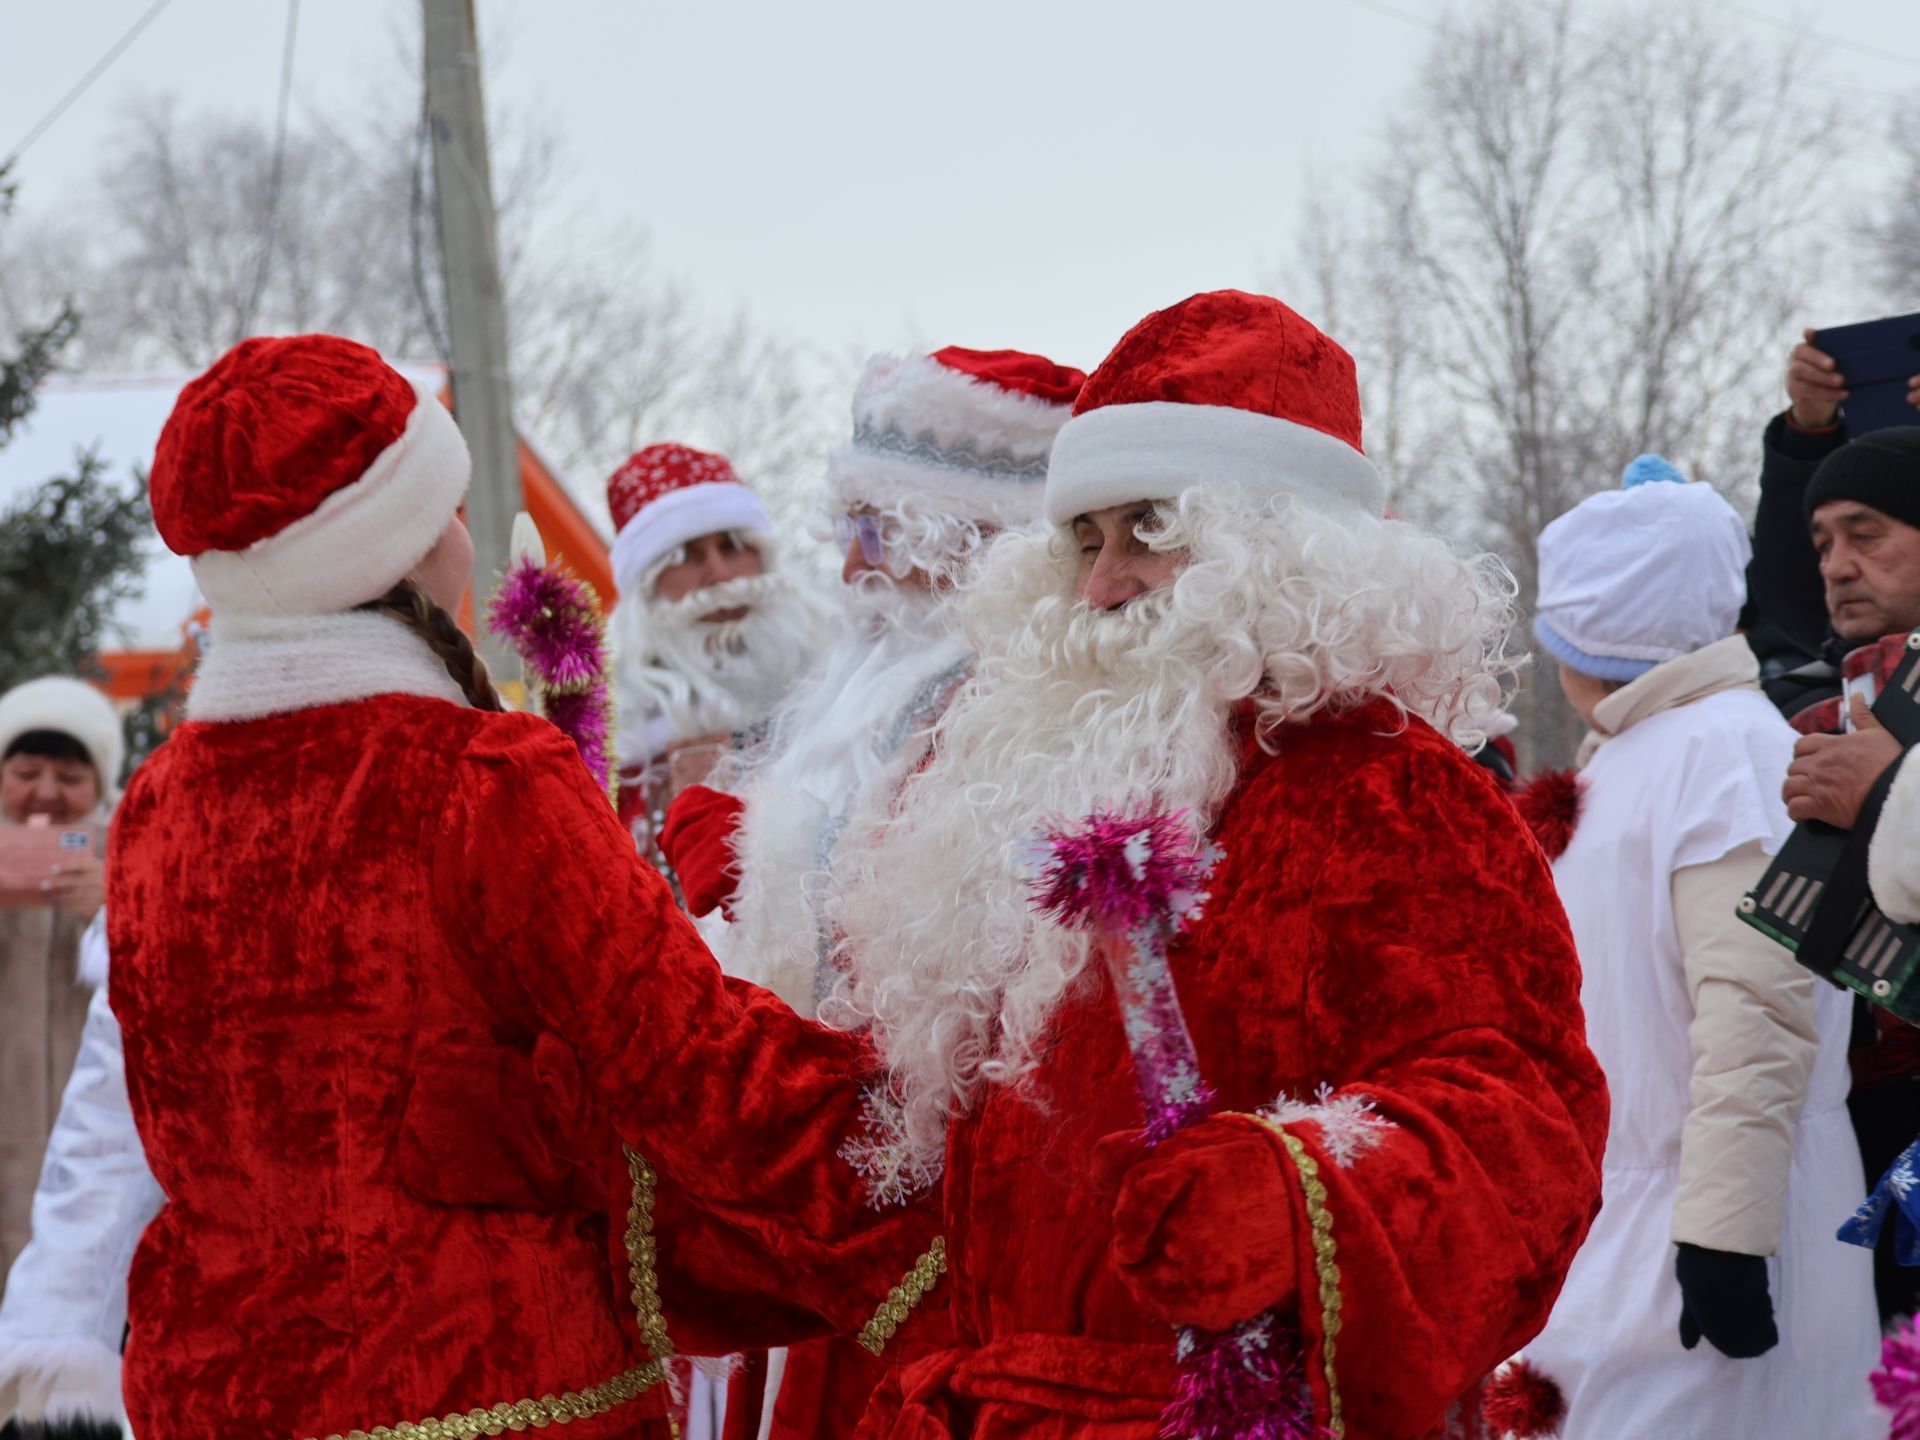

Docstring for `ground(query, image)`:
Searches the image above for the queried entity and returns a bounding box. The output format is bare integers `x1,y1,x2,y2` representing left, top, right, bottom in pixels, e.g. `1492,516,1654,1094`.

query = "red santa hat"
150,335,469,617
828,347,1086,529
606,443,772,600
1045,290,1384,524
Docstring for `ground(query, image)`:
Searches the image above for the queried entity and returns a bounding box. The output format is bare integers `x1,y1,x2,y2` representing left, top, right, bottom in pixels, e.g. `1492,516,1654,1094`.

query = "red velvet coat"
828,702,1607,1440
107,693,934,1440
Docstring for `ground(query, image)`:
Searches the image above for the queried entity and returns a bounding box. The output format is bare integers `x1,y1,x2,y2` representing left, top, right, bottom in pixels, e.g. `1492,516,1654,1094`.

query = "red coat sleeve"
431,716,939,1342
660,784,747,918
1193,736,1607,1439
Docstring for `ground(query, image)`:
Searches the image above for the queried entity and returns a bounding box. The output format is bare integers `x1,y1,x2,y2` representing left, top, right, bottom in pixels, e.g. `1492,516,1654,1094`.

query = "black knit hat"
1804,427,1920,528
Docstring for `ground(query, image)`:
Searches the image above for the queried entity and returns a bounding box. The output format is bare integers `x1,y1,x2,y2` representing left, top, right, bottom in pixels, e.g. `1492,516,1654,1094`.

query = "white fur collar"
187,611,468,723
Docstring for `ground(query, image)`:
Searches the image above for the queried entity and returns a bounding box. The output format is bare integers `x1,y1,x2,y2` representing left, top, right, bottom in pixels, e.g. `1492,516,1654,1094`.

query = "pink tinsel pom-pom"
487,557,617,803
1480,1359,1565,1439
1162,1320,1322,1440
488,557,609,694
1030,807,1214,936
1875,1317,1920,1440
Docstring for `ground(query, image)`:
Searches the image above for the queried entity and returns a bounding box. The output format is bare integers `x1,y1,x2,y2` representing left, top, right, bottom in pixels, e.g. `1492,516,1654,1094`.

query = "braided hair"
363,579,504,713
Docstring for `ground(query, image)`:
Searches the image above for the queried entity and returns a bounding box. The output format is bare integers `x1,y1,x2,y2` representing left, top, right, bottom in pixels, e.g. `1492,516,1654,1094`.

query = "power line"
1339,0,1448,35
241,0,301,333
1,0,177,171
1708,1,1920,73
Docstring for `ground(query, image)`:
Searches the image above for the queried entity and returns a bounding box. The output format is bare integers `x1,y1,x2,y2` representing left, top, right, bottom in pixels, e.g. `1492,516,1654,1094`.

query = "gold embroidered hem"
623,1146,677,1363
1242,1114,1345,1440
856,1236,948,1355
623,1146,680,1439
299,1360,664,1440
297,1147,680,1440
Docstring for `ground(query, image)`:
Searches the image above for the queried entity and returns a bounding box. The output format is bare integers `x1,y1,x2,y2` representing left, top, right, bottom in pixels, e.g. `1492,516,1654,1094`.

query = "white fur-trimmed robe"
711,623,971,1012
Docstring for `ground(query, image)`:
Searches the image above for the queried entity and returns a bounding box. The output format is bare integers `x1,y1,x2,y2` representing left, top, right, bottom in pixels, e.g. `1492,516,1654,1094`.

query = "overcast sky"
6,0,1918,377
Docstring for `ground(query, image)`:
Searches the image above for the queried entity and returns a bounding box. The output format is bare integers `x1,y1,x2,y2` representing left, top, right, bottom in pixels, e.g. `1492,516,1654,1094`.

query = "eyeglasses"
834,511,888,567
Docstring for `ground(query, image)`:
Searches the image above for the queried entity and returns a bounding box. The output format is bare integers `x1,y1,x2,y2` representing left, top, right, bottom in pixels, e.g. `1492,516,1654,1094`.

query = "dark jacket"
1744,412,1848,720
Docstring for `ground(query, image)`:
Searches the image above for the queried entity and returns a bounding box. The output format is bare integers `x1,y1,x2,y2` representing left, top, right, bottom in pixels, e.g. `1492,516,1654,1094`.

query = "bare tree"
1292,0,1840,767
0,37,846,541
1860,90,1920,299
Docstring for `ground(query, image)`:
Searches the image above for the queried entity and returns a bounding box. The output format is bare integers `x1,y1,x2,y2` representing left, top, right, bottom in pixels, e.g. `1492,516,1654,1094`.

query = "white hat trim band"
1044,400,1384,525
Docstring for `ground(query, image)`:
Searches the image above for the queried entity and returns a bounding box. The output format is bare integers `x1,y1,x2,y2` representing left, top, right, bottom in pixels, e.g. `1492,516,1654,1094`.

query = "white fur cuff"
1870,752,1920,925
0,1334,122,1424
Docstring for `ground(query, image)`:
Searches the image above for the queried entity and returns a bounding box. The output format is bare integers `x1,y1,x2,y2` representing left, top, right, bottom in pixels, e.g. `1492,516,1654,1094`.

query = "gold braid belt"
299,1148,675,1440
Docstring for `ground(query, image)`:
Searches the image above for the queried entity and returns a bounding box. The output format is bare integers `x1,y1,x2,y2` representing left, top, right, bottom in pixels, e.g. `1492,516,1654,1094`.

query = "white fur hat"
827,347,1086,528
0,676,124,793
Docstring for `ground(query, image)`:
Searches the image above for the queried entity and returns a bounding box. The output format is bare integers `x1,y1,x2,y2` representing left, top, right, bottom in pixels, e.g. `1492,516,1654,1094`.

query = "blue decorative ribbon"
1839,1134,1920,1265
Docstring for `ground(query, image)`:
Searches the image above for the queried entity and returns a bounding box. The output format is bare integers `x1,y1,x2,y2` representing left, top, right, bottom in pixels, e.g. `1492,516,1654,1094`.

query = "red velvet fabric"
659,784,745,918
1107,1122,1301,1331
150,334,418,554
107,697,936,1440
927,348,1088,407
1071,291,1364,453
839,701,1606,1440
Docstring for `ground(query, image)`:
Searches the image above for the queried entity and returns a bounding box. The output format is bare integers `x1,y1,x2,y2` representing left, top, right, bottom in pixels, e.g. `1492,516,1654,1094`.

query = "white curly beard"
819,561,1246,1167
610,567,832,766
817,487,1516,1170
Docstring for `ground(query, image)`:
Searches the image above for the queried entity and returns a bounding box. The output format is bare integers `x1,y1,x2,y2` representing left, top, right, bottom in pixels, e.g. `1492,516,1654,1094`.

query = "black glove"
1674,1242,1778,1358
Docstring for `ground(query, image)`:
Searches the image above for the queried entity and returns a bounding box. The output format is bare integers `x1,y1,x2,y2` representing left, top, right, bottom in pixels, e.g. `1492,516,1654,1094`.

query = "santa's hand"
660,784,746,918
1107,1119,1298,1331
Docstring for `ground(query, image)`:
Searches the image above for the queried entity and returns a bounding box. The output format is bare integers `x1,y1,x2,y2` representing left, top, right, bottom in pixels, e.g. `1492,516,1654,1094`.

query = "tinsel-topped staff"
1029,808,1322,1440
487,519,618,808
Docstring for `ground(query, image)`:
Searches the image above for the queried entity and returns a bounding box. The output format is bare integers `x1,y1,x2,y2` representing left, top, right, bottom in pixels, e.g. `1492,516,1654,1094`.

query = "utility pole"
421,0,516,673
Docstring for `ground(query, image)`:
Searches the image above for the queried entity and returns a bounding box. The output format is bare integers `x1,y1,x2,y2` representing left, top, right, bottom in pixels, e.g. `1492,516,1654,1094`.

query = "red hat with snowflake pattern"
605,443,772,599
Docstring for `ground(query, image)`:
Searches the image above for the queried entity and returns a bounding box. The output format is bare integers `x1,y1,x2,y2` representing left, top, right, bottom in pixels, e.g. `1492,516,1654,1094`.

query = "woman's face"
414,515,476,614
1,748,101,825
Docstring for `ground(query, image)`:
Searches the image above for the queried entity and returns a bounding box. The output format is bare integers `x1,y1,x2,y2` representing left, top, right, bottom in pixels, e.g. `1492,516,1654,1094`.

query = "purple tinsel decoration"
1876,1317,1920,1440
487,557,617,803
1165,1320,1324,1440
1030,807,1213,938
1030,809,1319,1440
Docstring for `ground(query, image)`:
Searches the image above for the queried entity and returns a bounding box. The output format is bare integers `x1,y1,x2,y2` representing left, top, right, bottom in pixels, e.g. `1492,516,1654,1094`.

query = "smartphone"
1814,311,1920,437
0,824,97,906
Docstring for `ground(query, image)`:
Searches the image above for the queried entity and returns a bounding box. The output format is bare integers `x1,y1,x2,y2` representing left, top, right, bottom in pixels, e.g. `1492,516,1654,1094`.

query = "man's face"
653,530,765,619
1,748,100,824
1071,502,1184,610
1812,501,1920,641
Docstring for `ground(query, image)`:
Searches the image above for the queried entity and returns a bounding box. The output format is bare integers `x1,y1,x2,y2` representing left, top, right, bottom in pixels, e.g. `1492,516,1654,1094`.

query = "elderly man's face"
1071,503,1185,610
1812,501,1920,642
1,748,100,825
653,530,765,617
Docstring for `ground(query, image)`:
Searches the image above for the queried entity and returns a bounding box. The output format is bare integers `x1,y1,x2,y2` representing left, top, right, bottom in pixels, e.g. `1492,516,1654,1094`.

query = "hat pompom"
1621,453,1686,489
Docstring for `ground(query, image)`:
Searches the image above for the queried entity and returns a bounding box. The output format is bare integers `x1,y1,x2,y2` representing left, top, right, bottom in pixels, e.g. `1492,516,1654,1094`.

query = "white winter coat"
1522,638,1884,1440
